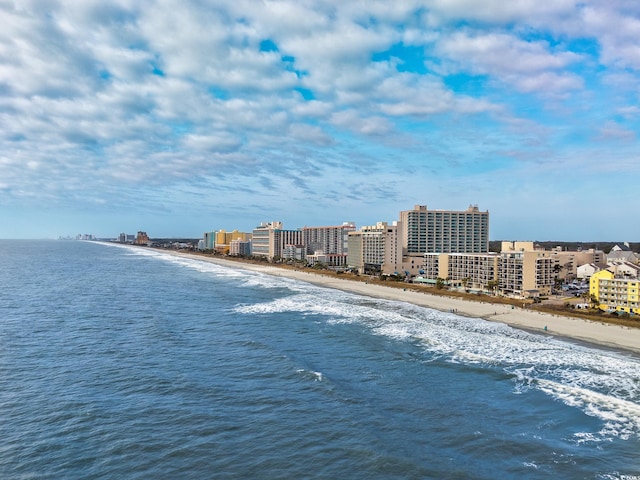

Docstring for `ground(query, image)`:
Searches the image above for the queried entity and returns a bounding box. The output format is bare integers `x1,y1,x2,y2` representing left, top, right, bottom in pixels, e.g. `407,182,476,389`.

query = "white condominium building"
348,222,396,274
302,223,356,255
252,221,302,260
399,204,489,255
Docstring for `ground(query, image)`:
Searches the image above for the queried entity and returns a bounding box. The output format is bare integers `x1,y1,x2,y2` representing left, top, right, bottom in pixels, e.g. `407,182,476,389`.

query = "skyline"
1,1,640,241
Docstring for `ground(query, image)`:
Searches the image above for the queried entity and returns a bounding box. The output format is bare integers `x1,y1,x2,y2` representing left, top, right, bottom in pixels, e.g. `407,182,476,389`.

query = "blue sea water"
0,240,639,479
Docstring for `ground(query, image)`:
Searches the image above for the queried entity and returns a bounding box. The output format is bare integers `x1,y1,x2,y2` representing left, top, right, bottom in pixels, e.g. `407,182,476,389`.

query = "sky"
1,0,639,241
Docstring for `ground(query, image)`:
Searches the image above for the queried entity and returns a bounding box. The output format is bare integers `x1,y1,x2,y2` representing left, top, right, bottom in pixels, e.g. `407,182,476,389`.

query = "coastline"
158,249,640,356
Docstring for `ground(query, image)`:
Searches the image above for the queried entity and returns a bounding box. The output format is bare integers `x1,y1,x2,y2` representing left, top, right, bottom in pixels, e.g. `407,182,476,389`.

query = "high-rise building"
348,222,396,274
214,229,251,246
299,222,356,267
399,204,489,255
382,204,489,277
252,222,302,261
201,231,215,250
303,223,355,254
134,231,150,245
499,241,554,297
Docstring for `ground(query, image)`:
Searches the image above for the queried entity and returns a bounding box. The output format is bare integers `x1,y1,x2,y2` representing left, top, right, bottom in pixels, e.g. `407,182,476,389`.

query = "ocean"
1,240,639,479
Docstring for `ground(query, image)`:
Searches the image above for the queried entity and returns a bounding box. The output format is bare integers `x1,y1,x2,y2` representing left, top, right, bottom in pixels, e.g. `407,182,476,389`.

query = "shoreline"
157,249,640,356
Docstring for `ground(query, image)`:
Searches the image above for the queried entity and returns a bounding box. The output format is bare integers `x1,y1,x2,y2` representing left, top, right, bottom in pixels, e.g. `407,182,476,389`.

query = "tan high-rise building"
499,241,554,297
134,231,150,245
348,222,396,274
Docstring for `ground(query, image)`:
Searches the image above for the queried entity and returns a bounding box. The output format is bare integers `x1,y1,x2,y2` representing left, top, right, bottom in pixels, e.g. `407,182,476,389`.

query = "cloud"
425,0,578,24
597,121,636,142
436,31,583,95
579,5,640,70
0,0,639,241
330,110,393,136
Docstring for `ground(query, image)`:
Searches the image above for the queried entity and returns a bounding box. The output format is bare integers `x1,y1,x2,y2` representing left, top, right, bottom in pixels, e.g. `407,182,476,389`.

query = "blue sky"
1,1,639,241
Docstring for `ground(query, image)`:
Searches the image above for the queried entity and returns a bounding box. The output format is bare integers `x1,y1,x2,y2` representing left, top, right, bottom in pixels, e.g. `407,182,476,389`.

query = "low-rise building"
607,243,639,264
306,252,347,268
577,262,607,280
282,244,306,261
413,252,499,291
590,265,640,314
549,247,606,280
229,239,252,256
447,253,500,291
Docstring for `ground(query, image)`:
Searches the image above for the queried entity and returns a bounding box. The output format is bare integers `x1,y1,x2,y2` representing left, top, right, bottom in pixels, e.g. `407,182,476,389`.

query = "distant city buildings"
187,202,638,302
247,221,356,266
76,234,96,241
134,231,150,245
118,233,136,244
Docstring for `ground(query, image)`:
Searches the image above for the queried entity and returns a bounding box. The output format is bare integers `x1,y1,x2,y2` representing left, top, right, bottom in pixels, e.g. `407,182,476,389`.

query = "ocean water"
1,240,639,479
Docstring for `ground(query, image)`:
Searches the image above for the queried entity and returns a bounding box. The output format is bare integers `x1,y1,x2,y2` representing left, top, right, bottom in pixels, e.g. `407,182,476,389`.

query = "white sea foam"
232,282,640,441
297,369,323,382
538,379,640,440
144,251,640,441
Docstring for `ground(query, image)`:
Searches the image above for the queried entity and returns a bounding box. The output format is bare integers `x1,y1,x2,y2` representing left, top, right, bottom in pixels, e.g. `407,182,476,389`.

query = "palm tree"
486,280,499,296
589,293,600,310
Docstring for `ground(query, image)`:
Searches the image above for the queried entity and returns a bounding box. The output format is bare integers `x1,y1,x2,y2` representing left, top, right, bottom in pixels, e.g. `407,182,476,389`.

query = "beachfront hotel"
250,222,355,265
400,204,489,255
252,222,302,260
590,263,640,314
347,222,397,274
134,231,150,245
498,241,555,297
301,223,356,267
415,252,500,292
229,238,252,256
383,204,490,277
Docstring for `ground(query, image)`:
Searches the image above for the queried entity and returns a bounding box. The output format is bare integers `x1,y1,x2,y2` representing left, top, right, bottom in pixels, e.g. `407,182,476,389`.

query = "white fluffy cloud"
1,0,640,239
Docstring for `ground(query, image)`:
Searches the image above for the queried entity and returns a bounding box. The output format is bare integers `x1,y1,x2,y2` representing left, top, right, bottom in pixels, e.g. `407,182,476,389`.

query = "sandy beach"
163,249,640,355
